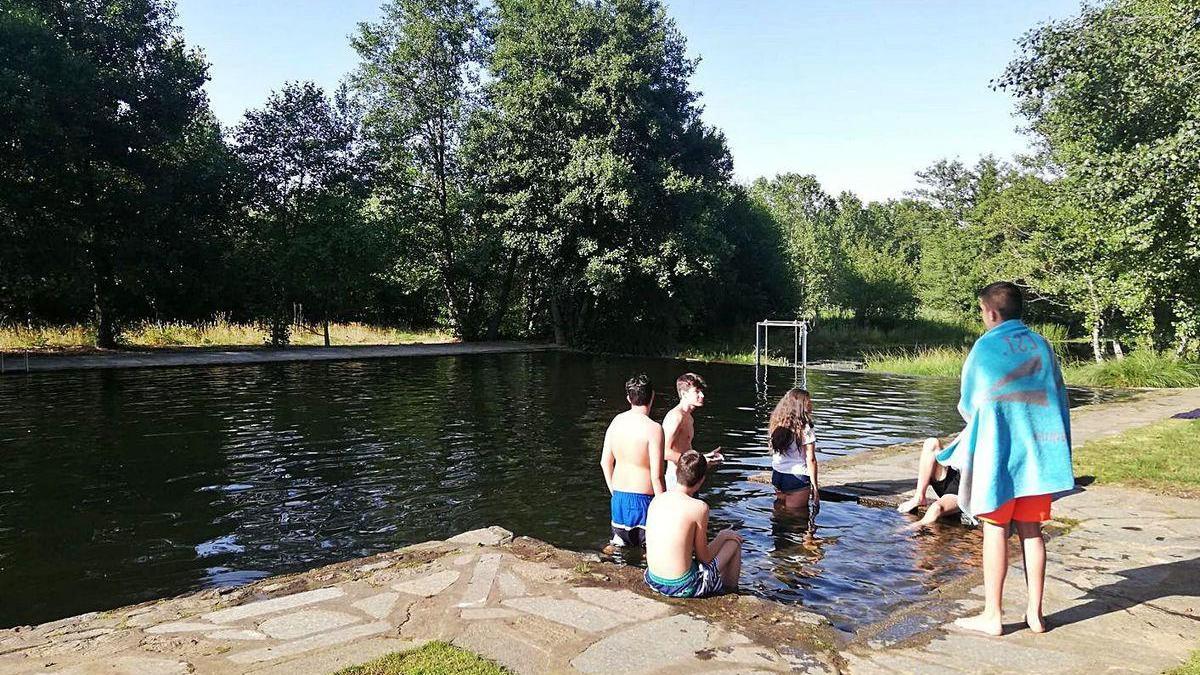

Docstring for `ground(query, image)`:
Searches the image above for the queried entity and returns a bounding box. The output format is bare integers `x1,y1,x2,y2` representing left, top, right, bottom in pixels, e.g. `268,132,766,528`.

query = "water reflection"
0,352,1121,629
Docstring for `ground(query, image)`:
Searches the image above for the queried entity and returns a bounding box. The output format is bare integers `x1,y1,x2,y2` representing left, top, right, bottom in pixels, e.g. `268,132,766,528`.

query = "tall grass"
1063,351,1200,388
0,320,454,350
865,345,1200,389
862,347,967,378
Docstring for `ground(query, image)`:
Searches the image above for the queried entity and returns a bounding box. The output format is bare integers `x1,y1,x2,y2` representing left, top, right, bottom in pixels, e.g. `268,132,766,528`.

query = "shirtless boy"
663,373,722,490
644,451,743,598
600,374,666,547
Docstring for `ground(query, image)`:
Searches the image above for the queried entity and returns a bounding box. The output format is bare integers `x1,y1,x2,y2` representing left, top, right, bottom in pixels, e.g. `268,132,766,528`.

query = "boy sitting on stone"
644,451,743,598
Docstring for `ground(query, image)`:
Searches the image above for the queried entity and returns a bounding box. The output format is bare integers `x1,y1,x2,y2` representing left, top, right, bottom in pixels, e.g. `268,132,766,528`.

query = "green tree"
910,156,1016,317
350,0,501,340
749,174,839,316
1000,0,1200,355
476,0,733,348
0,0,224,346
234,82,376,346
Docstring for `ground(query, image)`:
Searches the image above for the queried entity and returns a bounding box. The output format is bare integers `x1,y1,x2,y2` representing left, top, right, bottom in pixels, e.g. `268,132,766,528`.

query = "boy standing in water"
644,451,742,598
938,282,1074,636
600,374,666,547
663,373,722,489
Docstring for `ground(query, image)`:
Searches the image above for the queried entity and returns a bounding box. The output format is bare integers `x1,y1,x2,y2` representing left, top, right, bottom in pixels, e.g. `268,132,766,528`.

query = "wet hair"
978,281,1024,321
768,388,814,455
676,372,706,397
676,451,708,488
625,373,653,406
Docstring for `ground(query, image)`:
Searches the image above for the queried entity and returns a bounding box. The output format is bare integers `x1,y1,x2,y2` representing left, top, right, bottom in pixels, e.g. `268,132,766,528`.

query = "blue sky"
175,0,1080,202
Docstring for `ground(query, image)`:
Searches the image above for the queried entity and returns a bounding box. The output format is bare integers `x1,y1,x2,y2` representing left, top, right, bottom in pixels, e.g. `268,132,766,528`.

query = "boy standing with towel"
938,282,1074,636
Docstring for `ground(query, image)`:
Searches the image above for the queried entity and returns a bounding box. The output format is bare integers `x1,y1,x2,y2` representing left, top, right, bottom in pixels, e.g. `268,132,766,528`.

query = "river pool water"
0,351,1115,630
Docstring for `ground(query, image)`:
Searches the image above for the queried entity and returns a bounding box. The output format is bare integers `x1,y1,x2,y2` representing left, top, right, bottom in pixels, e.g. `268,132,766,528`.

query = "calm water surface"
0,352,1115,630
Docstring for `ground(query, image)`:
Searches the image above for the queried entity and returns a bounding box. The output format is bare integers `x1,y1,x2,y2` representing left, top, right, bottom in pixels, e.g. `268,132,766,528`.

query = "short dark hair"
625,374,653,406
676,372,706,397
978,281,1024,321
676,451,707,488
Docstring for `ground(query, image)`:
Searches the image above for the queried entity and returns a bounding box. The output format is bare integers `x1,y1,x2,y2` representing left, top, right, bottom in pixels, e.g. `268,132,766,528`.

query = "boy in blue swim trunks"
600,374,666,547
644,452,743,598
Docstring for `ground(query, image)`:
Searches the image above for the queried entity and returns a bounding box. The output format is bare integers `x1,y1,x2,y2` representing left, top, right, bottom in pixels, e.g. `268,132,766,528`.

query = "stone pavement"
0,342,562,375
0,527,840,675
805,387,1200,673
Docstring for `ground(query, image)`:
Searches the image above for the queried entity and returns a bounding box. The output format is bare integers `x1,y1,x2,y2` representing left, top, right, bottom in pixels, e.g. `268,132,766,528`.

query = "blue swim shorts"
771,470,811,494
644,559,723,598
610,490,652,547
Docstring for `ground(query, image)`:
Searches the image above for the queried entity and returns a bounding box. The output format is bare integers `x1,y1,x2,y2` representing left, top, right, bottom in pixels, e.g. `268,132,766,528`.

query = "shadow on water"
0,351,1112,629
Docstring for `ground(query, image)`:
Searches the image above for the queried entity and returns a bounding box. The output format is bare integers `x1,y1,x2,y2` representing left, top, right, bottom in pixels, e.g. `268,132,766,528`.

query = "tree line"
1,0,1196,359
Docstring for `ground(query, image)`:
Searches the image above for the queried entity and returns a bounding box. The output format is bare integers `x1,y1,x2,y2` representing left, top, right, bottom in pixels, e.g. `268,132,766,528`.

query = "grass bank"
863,348,1200,389
0,321,453,352
678,316,980,365
1072,418,1200,497
336,641,508,674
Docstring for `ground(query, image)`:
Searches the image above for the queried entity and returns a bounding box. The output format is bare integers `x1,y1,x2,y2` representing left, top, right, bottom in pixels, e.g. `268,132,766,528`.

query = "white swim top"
771,426,817,477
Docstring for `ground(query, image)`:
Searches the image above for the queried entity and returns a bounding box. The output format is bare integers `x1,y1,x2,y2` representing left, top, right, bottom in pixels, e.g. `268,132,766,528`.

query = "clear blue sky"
175,0,1080,202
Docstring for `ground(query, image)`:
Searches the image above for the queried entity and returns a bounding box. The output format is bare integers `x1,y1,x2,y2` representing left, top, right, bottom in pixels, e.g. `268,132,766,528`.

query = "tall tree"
234,82,375,345
479,0,733,348
0,0,221,346
749,174,839,316
350,0,499,340
1000,0,1200,354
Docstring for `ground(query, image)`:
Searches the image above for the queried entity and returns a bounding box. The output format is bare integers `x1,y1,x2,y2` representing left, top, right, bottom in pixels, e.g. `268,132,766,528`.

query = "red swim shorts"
977,494,1053,525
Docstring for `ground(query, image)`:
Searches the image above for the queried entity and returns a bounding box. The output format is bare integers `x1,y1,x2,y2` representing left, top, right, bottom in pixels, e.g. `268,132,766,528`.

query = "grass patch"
1072,419,1200,496
0,320,453,351
335,641,508,675
1167,648,1200,675
1171,651,1200,675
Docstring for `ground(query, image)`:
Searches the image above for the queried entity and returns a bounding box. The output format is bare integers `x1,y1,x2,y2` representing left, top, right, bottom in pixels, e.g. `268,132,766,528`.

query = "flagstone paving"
0,528,836,674
1,389,1196,674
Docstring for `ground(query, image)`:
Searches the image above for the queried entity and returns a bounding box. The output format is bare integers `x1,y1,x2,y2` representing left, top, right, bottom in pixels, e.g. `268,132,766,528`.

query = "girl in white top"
768,388,820,511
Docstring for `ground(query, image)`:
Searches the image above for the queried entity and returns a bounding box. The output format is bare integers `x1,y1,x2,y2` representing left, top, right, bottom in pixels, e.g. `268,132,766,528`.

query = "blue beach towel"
937,320,1074,517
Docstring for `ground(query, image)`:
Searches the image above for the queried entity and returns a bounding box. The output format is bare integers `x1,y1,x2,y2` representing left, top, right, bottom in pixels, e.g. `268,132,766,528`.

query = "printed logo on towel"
987,355,1049,406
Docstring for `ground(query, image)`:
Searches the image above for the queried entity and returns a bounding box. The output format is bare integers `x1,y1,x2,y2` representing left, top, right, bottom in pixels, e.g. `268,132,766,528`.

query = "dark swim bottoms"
931,465,961,497
771,470,811,493
644,559,723,598
610,490,652,547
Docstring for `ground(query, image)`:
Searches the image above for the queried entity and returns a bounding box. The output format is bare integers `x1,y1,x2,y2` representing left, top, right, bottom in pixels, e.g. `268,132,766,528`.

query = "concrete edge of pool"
0,342,566,374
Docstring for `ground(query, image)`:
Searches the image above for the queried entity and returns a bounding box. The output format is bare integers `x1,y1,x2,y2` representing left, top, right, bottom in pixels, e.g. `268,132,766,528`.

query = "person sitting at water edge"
897,436,962,528
936,281,1074,636
644,451,743,598
663,372,723,490
600,373,666,547
768,388,820,512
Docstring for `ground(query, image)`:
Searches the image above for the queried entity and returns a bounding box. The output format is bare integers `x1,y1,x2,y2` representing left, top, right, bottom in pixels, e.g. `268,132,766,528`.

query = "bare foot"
904,518,931,532
897,496,926,513
1026,611,1046,634
954,612,1003,636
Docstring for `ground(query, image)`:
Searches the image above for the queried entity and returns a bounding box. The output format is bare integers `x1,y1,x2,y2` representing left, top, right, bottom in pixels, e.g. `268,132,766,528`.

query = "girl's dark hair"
768,388,814,455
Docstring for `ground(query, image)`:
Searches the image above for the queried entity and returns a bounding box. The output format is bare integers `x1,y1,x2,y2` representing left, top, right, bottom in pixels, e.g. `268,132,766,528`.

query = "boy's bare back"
604,410,665,495
645,491,707,578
